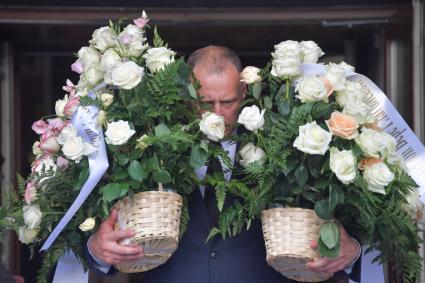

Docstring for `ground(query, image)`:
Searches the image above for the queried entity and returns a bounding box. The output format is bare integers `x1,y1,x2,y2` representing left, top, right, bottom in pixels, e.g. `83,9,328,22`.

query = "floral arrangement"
0,11,233,282
224,40,423,281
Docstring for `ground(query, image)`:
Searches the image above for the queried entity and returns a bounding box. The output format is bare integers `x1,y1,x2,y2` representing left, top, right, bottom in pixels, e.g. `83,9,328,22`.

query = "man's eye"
223,100,235,105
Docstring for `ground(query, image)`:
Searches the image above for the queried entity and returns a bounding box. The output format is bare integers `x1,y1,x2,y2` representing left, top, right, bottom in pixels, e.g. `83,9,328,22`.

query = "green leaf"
314,177,329,190
216,185,226,212
129,149,142,160
252,83,262,99
277,100,291,116
205,227,221,242
146,156,160,172
329,185,343,209
318,236,340,258
102,183,121,202
294,164,308,186
188,83,197,99
113,169,129,181
200,140,209,153
190,144,209,169
314,200,333,220
117,153,130,166
73,166,90,191
153,169,172,184
263,96,273,109
128,160,146,181
154,123,171,136
118,183,130,197
320,222,340,249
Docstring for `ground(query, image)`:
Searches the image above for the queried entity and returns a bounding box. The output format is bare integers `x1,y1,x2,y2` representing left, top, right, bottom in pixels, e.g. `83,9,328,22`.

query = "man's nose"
213,103,223,116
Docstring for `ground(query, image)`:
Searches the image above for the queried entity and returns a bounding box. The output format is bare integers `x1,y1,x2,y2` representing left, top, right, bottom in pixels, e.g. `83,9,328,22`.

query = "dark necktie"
204,155,222,228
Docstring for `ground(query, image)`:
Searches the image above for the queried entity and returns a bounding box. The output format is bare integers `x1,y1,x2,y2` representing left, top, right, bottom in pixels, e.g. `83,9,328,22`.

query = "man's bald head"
187,45,242,75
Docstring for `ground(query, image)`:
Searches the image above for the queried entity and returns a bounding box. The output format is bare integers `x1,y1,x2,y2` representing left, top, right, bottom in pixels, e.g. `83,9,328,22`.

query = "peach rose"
325,111,359,140
358,157,383,171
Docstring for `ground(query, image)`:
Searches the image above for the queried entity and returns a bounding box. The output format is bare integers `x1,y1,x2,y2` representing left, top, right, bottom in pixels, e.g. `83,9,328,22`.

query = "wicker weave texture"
113,191,183,273
261,207,332,282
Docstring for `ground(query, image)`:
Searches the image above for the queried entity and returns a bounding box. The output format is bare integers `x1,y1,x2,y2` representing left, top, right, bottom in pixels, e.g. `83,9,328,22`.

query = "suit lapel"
189,189,212,232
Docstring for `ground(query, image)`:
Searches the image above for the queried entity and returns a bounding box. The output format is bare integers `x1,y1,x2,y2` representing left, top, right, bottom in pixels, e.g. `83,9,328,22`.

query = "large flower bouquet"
231,40,423,281
0,12,232,282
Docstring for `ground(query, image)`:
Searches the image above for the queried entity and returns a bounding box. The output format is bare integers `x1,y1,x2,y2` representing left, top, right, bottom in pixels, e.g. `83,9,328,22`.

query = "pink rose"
71,60,84,74
32,120,49,135
39,136,60,153
40,130,55,142
56,156,69,169
133,18,149,28
24,182,37,204
120,34,133,45
47,118,67,133
62,79,76,97
63,96,80,117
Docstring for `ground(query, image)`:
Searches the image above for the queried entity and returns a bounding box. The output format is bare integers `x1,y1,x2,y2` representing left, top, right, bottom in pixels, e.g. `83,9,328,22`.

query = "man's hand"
88,209,144,265
306,226,360,274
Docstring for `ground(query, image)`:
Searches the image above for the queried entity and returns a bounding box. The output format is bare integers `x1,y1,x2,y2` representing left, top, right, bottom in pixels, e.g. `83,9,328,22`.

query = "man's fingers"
309,239,318,249
109,243,144,256
105,229,136,242
103,209,118,228
306,257,329,270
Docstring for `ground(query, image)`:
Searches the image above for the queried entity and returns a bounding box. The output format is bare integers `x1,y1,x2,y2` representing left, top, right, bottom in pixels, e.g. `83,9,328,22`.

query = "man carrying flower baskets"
87,45,361,283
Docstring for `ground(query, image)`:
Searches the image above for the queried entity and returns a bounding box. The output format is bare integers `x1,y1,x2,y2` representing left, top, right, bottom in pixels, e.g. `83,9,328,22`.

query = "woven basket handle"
158,182,164,191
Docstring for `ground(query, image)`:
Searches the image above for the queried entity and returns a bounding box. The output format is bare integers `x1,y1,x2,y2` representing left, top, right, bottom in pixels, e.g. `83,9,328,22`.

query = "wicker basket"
113,190,183,273
261,207,332,282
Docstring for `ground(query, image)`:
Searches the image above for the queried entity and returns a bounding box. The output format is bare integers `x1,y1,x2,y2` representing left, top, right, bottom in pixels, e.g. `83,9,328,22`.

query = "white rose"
100,92,114,108
335,81,364,107
100,48,122,72
295,76,329,103
355,128,385,157
343,99,375,125
105,61,144,90
271,57,301,78
18,226,39,244
23,204,42,229
62,136,97,163
293,121,332,155
325,63,346,91
105,120,136,145
79,217,96,231
33,156,57,173
339,61,355,73
58,124,78,145
119,24,149,57
199,112,225,142
240,66,262,84
329,147,356,184
75,76,89,97
273,40,301,58
238,105,265,131
55,95,68,118
89,26,117,52
77,46,101,70
84,64,103,86
97,110,107,127
379,131,397,157
32,141,42,156
239,142,266,168
404,188,424,221
363,162,394,194
143,47,176,73
300,41,324,64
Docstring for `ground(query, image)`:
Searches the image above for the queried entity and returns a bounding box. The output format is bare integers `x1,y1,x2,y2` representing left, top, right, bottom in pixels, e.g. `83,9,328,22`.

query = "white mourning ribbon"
39,82,110,283
302,63,425,283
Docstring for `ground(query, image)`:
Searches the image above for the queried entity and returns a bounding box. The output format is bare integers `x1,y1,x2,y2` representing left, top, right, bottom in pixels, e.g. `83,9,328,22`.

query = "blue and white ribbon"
40,82,109,251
